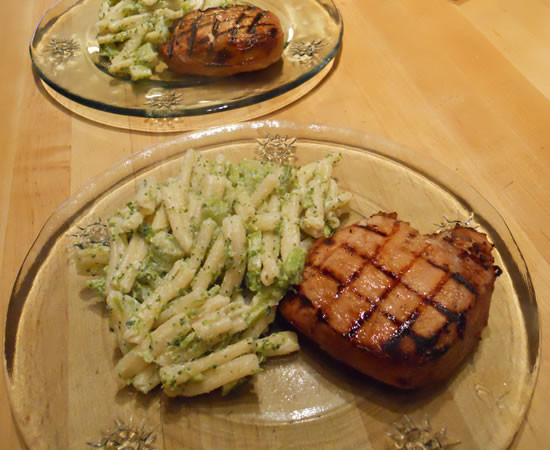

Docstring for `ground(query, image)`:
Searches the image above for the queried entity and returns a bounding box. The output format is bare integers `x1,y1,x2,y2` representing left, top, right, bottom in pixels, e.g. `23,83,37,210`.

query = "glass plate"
30,0,342,131
4,122,539,449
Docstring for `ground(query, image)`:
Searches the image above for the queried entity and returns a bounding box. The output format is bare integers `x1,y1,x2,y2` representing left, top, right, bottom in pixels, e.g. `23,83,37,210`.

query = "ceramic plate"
30,0,342,131
4,122,539,448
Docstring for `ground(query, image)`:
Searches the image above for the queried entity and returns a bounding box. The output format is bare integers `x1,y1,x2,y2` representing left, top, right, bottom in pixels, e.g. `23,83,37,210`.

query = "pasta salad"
96,0,230,80
76,150,352,396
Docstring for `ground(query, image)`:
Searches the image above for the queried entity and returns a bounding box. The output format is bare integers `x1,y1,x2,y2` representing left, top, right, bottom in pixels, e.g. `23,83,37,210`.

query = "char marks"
357,223,391,237
248,11,266,33
180,6,278,52
186,16,199,55
279,212,497,388
299,216,491,361
451,272,477,295
235,12,247,25
212,18,220,37
160,5,284,76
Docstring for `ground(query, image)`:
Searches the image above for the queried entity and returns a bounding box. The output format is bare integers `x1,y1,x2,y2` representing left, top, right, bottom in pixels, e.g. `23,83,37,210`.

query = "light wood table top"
1,0,549,448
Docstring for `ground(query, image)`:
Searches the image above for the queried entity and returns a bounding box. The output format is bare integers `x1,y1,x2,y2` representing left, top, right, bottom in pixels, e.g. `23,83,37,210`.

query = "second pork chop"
159,5,284,76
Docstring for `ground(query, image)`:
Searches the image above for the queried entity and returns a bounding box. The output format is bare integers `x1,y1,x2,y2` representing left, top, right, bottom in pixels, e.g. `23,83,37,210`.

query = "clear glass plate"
30,0,342,131
4,122,539,449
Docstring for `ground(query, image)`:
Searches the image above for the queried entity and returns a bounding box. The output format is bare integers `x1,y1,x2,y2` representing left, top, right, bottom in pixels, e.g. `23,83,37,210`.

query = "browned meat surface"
159,5,284,76
279,212,498,389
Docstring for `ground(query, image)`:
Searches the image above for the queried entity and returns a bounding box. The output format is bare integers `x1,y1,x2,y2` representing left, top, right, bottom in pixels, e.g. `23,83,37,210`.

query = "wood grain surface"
1,0,549,448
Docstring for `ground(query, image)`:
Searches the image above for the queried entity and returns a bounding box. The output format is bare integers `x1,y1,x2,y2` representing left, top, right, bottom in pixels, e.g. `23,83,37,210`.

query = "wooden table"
1,0,549,447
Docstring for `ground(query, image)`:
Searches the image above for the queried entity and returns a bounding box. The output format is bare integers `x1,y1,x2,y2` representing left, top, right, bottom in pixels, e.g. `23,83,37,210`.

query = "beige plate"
3,122,539,449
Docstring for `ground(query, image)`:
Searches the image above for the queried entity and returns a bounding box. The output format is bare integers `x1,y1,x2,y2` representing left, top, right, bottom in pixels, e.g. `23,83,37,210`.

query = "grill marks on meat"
159,6,284,76
279,212,498,388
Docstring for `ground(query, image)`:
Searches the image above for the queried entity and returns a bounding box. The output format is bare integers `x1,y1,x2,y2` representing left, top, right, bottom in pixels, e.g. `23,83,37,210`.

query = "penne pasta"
162,181,193,254
280,191,301,262
220,215,246,296
106,13,148,34
191,232,225,292
256,331,300,357
123,260,196,344
326,190,353,214
132,364,161,394
241,306,276,340
192,300,249,341
78,149,351,397
250,211,281,232
115,311,191,382
301,177,326,238
190,154,211,193
160,338,256,386
179,149,198,186
260,196,281,286
250,172,281,208
96,0,191,80
75,245,110,276
105,230,128,295
136,177,158,216
202,174,227,199
234,191,255,222
165,353,261,397
114,232,148,294
106,290,139,355
155,289,205,326
151,203,169,232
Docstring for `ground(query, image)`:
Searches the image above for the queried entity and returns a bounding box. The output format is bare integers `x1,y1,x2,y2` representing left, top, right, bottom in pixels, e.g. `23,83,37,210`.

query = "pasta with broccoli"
76,150,351,396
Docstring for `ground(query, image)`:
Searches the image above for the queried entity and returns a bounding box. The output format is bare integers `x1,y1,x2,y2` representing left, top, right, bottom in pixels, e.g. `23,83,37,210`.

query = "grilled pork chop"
159,5,284,76
279,212,498,389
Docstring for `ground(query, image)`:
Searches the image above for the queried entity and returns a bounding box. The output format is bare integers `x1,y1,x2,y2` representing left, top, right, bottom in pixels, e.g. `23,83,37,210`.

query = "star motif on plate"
435,213,476,231
288,40,327,64
388,415,459,449
45,38,80,63
474,382,511,410
256,135,297,165
145,90,183,116
87,418,155,450
69,220,109,249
